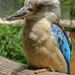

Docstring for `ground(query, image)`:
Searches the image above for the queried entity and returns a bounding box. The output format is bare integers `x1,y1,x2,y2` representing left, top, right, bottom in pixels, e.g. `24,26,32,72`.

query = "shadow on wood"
0,56,69,75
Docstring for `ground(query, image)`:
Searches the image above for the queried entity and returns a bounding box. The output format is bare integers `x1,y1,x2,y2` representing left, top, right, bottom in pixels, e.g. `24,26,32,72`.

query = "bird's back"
51,23,72,74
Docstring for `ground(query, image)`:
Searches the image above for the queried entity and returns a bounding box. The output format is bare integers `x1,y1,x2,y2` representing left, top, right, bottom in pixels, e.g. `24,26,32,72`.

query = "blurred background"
0,0,75,19
0,0,75,75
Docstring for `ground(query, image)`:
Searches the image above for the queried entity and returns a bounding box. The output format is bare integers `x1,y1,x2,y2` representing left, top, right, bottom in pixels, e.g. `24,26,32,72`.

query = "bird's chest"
22,21,53,48
22,20,57,67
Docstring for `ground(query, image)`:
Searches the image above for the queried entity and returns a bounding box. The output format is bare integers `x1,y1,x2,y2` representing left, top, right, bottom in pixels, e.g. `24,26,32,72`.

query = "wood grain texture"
0,56,69,75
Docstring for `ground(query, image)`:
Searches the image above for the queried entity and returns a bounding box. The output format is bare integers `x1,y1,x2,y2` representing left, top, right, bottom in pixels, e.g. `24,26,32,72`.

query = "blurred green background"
0,0,75,65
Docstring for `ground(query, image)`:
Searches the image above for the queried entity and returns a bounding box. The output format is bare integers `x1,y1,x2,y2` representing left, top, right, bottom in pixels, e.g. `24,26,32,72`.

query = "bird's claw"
34,68,50,74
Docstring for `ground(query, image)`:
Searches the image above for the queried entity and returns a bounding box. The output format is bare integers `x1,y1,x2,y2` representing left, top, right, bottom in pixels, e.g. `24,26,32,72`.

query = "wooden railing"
0,18,75,28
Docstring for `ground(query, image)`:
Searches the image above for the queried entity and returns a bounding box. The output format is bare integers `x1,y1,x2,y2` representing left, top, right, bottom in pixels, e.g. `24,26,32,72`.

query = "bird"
6,0,72,74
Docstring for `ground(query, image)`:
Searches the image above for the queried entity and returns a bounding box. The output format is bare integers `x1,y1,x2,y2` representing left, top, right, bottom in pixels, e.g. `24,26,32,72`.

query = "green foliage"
65,25,72,32
60,0,72,9
6,7,15,15
0,23,28,64
72,37,75,49
71,37,75,57
18,0,25,4
60,0,75,19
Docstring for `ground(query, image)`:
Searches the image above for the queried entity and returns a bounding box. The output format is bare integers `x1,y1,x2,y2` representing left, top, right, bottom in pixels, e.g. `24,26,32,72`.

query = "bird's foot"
24,65,34,69
24,66,29,69
34,68,50,74
24,66,37,70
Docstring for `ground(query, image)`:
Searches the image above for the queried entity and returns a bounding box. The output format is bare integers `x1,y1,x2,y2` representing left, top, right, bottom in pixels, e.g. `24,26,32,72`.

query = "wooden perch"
0,56,69,75
0,18,75,28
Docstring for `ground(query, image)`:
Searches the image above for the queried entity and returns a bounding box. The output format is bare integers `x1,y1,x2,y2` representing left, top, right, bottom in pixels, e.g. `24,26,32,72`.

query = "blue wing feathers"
51,23,72,74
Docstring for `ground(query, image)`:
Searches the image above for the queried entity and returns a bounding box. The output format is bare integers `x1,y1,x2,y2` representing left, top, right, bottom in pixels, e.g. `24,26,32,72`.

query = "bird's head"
6,0,61,22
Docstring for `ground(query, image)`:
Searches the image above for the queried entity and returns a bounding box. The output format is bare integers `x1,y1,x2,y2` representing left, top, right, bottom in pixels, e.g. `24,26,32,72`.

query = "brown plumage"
6,0,67,74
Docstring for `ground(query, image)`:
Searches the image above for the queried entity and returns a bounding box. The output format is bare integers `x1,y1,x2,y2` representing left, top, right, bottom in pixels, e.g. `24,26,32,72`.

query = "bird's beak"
6,6,34,21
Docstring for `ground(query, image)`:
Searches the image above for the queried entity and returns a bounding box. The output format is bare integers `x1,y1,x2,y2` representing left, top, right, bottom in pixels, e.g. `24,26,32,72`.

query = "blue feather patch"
51,23,72,74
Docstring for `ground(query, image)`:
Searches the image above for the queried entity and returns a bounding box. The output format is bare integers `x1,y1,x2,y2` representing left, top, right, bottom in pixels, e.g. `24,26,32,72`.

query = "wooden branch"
0,18,75,28
60,20,75,28
0,18,21,25
0,18,23,27
0,56,68,75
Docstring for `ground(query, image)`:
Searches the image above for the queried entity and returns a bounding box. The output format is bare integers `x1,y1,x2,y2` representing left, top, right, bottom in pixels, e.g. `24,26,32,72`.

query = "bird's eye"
28,8,33,11
36,4,44,9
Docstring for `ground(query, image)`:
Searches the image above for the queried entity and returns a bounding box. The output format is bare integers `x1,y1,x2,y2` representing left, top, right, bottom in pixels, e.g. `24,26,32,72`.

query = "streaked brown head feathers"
6,0,60,21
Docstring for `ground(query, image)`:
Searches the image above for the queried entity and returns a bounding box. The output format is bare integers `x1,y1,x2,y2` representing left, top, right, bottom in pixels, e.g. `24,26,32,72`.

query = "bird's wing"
51,23,72,74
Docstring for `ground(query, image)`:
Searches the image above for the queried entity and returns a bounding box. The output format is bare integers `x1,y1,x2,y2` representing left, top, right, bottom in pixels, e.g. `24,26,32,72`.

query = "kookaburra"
6,0,72,74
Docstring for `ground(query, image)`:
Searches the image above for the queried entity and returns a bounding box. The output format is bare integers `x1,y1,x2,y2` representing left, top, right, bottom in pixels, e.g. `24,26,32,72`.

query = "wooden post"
0,56,69,75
